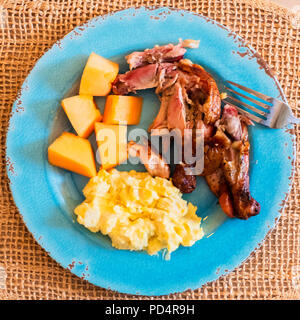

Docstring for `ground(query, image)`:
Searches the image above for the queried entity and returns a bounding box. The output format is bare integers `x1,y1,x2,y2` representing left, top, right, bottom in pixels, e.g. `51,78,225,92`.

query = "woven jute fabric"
0,0,299,300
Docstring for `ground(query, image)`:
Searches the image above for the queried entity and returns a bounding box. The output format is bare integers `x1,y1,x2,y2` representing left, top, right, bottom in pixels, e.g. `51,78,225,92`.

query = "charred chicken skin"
127,141,170,179
113,41,260,219
205,105,260,219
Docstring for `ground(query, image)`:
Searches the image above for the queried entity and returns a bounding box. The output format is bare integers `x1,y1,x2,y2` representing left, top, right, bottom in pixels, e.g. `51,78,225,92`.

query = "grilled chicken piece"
148,90,170,131
149,60,222,134
126,39,199,70
149,81,188,133
202,144,224,176
149,93,170,131
151,60,221,193
172,163,197,194
205,169,234,217
149,78,189,132
177,59,221,125
156,66,179,93
112,63,177,95
205,104,260,219
112,63,159,95
128,141,170,179
113,42,260,219
166,82,187,134
195,119,214,139
222,121,260,219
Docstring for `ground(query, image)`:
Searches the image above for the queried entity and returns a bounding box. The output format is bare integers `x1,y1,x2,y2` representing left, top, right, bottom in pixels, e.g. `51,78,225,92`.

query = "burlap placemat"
0,0,299,300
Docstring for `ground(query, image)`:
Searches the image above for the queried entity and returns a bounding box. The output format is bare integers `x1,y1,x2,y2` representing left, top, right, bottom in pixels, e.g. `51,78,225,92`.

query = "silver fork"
223,80,300,128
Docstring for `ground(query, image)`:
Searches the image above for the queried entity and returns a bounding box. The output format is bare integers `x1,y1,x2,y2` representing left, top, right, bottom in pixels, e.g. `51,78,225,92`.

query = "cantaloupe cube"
48,132,97,178
61,95,102,138
103,95,143,125
79,52,119,96
94,122,128,170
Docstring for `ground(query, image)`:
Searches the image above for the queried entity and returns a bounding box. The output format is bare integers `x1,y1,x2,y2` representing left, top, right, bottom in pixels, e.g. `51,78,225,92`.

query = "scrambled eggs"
74,169,203,258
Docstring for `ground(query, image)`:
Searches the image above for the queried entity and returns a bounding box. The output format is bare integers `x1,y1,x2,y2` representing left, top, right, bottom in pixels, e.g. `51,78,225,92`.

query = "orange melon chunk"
48,132,97,178
94,122,128,170
103,95,143,125
61,95,102,138
79,52,119,96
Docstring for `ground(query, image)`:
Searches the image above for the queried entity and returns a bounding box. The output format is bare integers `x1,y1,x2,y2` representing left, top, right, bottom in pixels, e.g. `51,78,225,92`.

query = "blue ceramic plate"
6,7,295,296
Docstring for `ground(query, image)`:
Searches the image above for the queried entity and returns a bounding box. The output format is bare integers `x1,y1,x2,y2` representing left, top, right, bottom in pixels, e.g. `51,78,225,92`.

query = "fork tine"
224,95,267,117
227,80,273,104
225,87,271,110
223,99,266,124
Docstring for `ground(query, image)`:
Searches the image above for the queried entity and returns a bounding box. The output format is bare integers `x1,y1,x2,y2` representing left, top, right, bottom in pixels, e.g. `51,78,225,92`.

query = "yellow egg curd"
74,169,203,258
